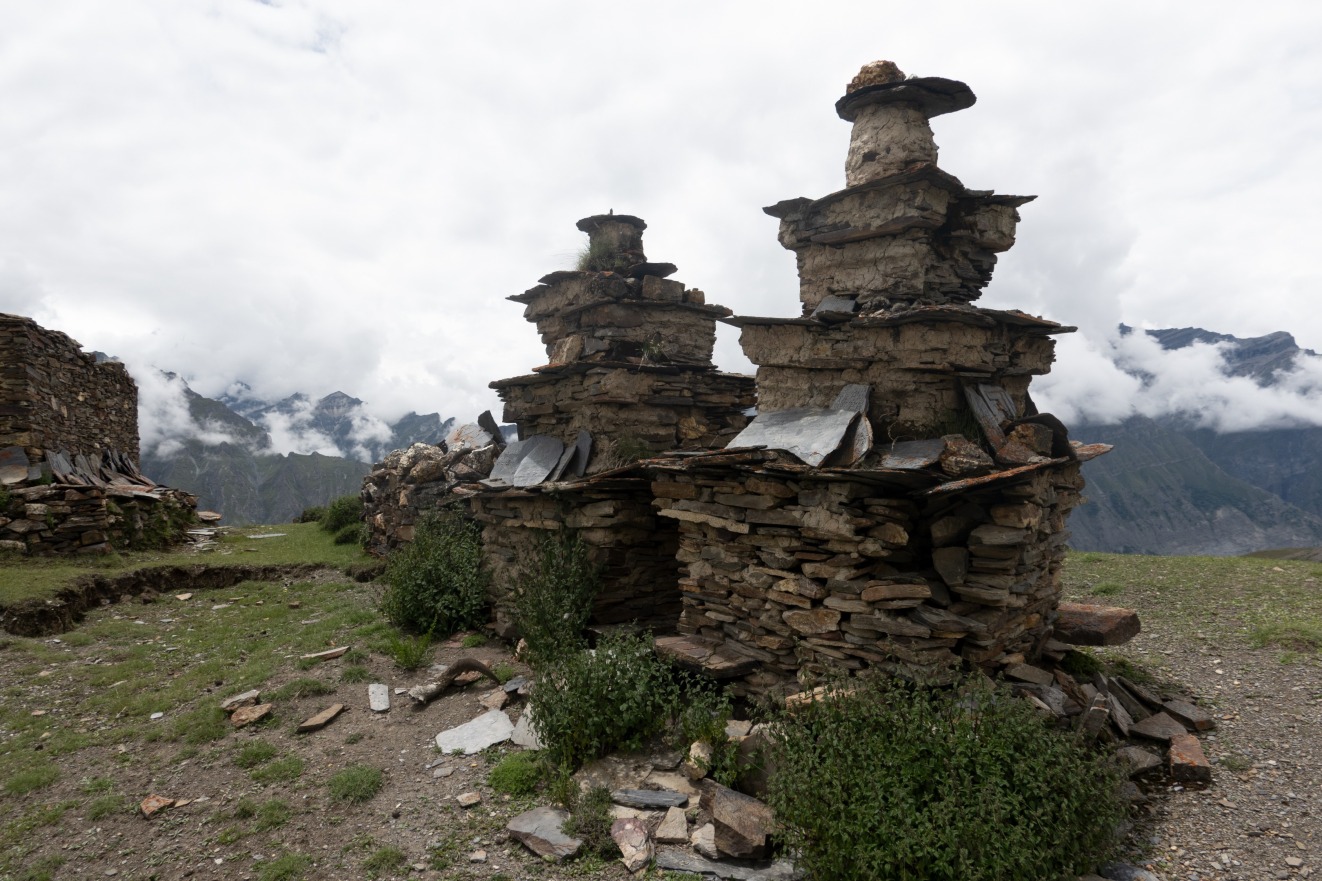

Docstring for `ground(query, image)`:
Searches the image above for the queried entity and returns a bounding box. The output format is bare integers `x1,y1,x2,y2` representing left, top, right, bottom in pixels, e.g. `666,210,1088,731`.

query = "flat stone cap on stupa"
576,213,647,233
835,60,975,122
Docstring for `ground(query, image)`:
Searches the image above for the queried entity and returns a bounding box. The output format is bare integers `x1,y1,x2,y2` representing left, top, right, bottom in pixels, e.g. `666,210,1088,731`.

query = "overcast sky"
4,1,1322,450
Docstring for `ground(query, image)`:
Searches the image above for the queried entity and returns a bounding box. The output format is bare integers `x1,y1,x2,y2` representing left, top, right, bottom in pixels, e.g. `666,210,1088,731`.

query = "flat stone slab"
507,806,581,862
654,847,768,880
436,709,514,754
139,794,174,817
1054,603,1141,646
511,708,544,749
220,689,261,712
368,684,390,713
655,806,689,844
1163,699,1215,731
300,646,349,662
297,703,345,733
610,817,652,873
654,635,758,679
1129,711,1188,743
1115,746,1163,778
1169,733,1212,783
230,703,272,728
612,788,688,809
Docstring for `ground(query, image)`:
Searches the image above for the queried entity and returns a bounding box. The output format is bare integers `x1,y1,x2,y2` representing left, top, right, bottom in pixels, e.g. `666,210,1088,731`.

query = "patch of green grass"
460,633,486,649
1089,580,1125,597
0,522,366,606
86,794,124,820
170,705,230,744
345,732,365,745
327,765,383,803
217,826,245,845
487,751,544,796
5,764,59,796
80,776,114,794
363,845,407,878
15,854,65,881
342,648,369,664
258,852,311,881
254,798,294,831
271,677,337,700
341,664,371,684
251,756,304,785
1247,616,1322,652
1217,752,1252,773
235,741,279,768
490,663,517,685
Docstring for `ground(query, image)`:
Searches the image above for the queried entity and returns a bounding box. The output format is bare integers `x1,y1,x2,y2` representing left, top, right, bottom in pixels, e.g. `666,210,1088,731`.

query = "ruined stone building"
363,62,1106,693
1,313,197,554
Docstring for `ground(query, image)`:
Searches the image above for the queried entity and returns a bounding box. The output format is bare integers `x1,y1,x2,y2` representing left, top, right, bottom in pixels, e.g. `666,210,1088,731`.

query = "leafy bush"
381,509,488,637
295,506,325,524
514,530,601,666
333,523,366,546
487,751,544,796
530,631,679,769
384,632,432,671
562,785,615,857
766,675,1125,881
320,495,364,534
674,682,740,786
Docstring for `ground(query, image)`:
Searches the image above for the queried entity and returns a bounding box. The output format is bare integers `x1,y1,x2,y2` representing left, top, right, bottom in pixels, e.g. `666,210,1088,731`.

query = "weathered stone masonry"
1,313,196,555
1,313,139,469
365,62,1107,696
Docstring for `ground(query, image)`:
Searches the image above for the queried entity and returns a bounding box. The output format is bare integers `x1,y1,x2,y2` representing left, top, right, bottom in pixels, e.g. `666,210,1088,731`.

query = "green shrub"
333,523,366,546
381,508,488,637
295,506,326,524
766,675,1125,881
171,705,230,744
320,495,364,534
328,765,383,802
529,631,678,769
487,751,544,796
384,632,432,671
563,785,615,857
674,682,740,786
514,530,601,666
461,633,486,649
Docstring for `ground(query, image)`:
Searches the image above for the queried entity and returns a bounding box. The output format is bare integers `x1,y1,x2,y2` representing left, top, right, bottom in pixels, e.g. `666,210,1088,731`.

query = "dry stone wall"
0,313,139,469
0,313,196,556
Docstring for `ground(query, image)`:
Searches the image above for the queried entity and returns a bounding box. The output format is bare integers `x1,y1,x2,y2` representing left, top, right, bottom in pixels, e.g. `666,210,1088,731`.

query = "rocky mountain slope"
140,382,452,525
1070,327,1322,555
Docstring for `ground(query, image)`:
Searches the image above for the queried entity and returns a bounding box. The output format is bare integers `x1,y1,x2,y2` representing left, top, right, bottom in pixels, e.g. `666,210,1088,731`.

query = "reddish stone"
1053,603,1141,646
1169,733,1212,783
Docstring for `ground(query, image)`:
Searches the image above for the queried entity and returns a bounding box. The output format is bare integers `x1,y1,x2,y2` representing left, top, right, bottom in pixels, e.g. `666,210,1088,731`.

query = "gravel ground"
1096,610,1320,880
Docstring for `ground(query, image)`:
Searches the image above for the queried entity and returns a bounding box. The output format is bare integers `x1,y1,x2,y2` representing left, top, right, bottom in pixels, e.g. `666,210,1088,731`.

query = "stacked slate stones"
652,62,1107,694
470,217,756,638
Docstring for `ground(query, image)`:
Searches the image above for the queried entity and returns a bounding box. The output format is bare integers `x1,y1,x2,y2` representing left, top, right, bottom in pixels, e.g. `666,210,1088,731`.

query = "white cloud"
130,362,242,457
2,1,1321,441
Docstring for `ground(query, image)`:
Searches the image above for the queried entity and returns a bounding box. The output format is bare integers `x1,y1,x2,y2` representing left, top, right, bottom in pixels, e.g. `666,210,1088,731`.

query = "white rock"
511,707,544,749
368,684,390,713
435,709,515,754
